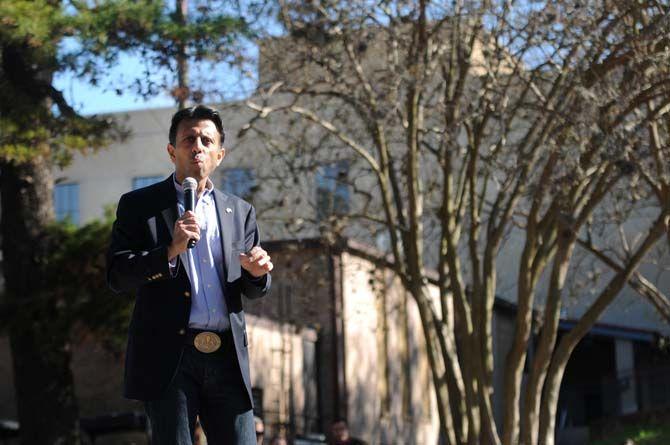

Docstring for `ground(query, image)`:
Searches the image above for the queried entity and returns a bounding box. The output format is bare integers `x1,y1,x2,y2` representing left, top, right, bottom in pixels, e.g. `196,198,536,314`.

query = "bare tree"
242,1,670,444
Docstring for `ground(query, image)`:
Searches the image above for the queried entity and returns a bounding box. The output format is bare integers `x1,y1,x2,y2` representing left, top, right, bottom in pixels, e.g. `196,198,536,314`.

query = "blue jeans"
145,342,255,445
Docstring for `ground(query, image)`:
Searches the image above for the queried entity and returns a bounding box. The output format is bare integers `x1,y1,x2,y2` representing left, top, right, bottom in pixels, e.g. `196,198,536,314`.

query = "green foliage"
70,0,248,53
0,0,129,166
64,0,254,100
0,0,257,164
0,217,132,354
0,0,65,50
591,423,670,445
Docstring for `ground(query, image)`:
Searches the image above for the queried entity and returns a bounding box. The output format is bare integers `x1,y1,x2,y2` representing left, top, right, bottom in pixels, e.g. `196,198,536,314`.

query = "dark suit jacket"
106,176,271,403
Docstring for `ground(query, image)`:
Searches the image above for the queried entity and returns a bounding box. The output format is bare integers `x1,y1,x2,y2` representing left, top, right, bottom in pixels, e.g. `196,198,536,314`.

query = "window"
221,168,256,201
316,160,349,220
54,183,79,225
132,176,163,190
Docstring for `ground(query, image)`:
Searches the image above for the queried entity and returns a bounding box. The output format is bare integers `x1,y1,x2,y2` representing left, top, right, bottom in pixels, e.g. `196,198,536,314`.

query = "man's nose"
191,137,205,152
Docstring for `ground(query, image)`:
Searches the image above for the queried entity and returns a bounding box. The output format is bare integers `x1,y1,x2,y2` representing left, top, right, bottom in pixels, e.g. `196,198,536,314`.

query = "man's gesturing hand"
240,246,273,278
167,211,200,261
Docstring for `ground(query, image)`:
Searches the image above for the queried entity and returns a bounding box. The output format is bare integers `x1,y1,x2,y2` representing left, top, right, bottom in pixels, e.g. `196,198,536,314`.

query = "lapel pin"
226,207,232,213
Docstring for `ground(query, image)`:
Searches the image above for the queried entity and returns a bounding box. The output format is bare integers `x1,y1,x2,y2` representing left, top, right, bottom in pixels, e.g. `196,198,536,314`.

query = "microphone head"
183,177,198,191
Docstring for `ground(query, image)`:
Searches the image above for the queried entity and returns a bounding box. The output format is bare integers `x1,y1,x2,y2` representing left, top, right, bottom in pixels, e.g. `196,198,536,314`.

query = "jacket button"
184,291,191,297
178,329,185,335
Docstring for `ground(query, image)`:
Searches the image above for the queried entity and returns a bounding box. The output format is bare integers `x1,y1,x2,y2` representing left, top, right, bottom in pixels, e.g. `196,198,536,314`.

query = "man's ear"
216,147,225,166
167,143,176,163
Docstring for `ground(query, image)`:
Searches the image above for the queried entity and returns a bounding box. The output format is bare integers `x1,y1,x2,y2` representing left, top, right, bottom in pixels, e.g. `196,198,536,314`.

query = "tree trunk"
175,0,189,109
1,156,81,445
521,240,572,445
436,283,469,444
501,243,537,445
414,286,457,445
537,213,669,445
478,275,501,445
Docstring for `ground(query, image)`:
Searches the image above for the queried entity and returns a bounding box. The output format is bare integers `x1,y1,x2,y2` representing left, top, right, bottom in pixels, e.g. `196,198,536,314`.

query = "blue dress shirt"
173,176,230,332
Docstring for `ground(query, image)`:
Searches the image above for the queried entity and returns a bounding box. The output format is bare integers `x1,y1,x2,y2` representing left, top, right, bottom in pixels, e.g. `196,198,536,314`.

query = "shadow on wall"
346,379,422,444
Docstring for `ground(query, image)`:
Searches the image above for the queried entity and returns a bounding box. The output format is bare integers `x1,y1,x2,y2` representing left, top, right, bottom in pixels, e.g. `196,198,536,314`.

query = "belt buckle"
194,331,221,353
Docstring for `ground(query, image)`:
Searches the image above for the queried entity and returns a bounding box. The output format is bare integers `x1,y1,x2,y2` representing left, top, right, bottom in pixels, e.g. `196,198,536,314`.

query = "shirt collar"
173,173,214,203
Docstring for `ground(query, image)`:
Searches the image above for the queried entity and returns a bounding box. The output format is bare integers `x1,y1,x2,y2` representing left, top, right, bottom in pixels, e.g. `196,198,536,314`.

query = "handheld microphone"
183,177,198,249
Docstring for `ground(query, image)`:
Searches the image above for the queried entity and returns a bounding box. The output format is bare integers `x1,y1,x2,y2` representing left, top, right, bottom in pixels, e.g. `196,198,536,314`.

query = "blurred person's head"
330,418,350,444
270,437,288,445
254,416,265,445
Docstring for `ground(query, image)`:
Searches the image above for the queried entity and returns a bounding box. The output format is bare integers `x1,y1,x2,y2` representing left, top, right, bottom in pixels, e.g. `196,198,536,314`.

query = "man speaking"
107,105,272,444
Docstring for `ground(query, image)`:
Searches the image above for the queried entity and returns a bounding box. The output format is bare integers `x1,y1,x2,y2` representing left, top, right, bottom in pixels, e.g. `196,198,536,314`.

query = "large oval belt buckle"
194,332,221,353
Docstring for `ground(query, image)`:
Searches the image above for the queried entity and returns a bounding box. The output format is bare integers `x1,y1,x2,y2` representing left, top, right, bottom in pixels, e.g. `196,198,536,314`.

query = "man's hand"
167,211,200,261
240,246,273,278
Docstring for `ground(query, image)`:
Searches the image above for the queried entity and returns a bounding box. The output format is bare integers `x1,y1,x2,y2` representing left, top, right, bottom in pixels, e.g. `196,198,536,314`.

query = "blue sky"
53,53,176,115
54,51,259,115
51,0,284,116
54,77,175,115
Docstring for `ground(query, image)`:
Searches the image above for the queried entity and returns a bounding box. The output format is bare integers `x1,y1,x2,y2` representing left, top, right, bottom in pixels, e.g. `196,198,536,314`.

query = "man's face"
167,118,224,183
331,421,349,443
255,418,264,445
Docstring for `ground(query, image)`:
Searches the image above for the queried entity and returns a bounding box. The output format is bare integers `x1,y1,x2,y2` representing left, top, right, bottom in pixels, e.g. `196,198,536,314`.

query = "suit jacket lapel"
158,176,179,241
162,202,190,282
161,206,179,241
213,189,232,280
156,176,190,280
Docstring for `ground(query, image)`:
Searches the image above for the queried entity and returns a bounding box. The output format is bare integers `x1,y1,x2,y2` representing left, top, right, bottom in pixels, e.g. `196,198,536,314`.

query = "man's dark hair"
168,105,225,147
